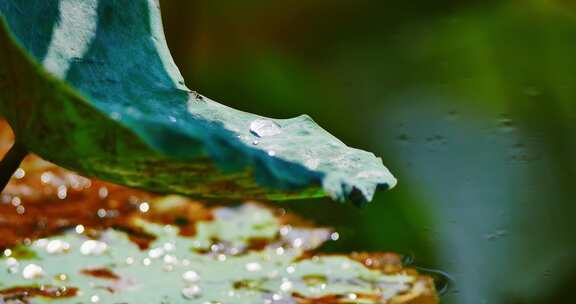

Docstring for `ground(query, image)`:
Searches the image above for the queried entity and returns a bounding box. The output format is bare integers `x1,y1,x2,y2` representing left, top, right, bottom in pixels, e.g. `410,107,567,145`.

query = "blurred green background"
159,1,576,303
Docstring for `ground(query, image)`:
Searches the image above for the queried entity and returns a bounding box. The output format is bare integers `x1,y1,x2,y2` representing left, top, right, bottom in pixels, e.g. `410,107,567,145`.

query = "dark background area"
159,1,576,303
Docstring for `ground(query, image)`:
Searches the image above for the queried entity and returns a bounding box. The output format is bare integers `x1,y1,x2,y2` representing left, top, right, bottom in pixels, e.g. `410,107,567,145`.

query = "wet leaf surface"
0,0,395,205
0,121,436,303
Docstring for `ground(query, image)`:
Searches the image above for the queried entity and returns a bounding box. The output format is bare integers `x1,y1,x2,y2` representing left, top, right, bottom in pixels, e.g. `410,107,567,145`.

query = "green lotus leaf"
0,0,396,205
0,201,434,304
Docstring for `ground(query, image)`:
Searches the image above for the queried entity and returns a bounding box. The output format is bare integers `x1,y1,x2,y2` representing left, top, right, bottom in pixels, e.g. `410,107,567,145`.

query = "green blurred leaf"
0,0,395,205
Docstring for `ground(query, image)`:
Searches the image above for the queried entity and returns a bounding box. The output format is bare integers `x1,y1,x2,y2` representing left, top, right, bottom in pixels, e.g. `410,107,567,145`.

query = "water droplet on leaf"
250,119,282,138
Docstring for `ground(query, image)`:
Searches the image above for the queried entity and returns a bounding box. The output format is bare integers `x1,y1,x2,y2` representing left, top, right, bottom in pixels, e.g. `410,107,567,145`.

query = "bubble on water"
250,119,282,138
3,249,12,257
90,295,100,303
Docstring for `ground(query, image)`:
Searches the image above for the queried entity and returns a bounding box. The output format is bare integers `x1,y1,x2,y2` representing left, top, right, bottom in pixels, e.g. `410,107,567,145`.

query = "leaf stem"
0,142,28,192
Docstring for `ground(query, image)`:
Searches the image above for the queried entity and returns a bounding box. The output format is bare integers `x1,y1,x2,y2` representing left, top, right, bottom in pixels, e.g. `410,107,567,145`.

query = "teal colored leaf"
0,0,395,205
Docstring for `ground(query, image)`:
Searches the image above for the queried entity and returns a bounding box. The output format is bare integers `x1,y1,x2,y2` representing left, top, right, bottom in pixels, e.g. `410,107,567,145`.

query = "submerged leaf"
0,0,396,205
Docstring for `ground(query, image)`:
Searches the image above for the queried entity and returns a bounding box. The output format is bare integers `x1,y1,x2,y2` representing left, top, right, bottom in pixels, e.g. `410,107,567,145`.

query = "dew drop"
16,205,25,215
110,112,121,120
57,185,68,199
280,280,293,292
245,262,262,272
139,202,150,213
279,225,292,236
182,270,200,283
45,240,70,254
163,254,178,266
22,263,44,279
148,247,165,259
292,238,303,248
305,159,320,170
330,232,340,241
40,172,53,184
13,168,25,179
163,242,176,252
5,257,18,268
98,187,109,199
250,119,282,138
97,209,107,218
11,197,21,207
80,240,108,256
182,285,202,299
75,225,85,234
56,273,68,281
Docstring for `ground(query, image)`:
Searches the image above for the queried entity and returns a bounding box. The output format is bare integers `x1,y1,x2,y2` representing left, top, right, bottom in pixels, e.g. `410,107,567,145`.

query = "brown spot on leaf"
81,267,120,280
